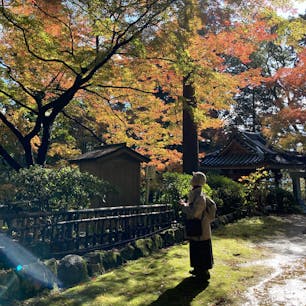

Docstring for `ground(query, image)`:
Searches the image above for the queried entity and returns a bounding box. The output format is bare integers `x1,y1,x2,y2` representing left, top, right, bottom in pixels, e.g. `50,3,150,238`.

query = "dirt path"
242,214,306,306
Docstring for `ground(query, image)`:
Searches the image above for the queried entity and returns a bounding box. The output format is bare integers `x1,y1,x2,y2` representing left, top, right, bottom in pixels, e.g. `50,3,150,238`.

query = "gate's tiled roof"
202,154,264,167
201,131,305,170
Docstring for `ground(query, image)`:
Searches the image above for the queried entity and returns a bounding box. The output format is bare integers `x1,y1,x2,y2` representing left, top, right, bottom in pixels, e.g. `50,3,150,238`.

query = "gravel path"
242,214,306,306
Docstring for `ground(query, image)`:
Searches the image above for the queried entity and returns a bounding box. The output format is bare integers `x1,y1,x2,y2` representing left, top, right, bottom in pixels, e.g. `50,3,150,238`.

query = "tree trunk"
23,141,34,167
36,118,53,166
182,76,198,174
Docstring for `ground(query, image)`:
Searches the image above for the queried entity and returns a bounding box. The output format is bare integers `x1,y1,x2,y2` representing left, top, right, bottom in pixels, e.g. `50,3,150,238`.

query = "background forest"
0,0,305,175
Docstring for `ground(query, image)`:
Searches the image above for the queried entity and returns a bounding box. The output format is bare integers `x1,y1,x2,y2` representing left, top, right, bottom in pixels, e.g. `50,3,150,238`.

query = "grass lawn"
21,215,290,306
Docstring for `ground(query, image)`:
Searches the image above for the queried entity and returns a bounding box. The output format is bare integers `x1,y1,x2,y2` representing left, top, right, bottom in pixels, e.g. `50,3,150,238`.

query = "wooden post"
273,169,282,189
145,166,155,204
291,172,302,205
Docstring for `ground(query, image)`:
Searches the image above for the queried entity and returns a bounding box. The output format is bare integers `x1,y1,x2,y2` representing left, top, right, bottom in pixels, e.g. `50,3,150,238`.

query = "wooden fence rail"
0,204,175,258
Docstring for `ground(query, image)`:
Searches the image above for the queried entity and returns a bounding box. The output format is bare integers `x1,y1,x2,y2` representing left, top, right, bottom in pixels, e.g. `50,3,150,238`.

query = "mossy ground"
21,216,290,306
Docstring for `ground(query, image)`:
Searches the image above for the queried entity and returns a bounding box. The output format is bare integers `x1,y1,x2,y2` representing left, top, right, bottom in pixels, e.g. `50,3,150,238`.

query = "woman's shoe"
189,268,210,278
203,270,210,279
189,269,197,275
195,270,210,280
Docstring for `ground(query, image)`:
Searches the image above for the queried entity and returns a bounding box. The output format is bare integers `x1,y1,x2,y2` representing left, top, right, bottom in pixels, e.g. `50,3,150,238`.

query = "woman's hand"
178,199,187,206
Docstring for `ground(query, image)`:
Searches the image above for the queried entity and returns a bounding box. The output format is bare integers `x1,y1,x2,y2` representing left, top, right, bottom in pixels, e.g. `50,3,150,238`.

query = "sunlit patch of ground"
241,214,306,306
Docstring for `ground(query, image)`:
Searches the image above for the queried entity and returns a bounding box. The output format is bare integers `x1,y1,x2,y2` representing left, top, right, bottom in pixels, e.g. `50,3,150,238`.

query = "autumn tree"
263,13,306,150
144,0,288,173
224,41,296,132
1,0,303,174
227,12,306,151
0,0,176,170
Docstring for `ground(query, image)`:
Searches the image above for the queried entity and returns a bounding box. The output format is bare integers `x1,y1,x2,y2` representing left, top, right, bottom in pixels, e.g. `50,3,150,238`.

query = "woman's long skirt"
189,239,213,270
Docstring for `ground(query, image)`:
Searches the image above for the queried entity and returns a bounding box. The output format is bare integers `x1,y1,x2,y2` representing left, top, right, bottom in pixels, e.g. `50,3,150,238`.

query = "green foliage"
238,167,271,213
4,165,113,211
267,187,300,213
153,172,212,204
158,172,191,204
147,172,212,220
0,163,27,203
207,173,246,215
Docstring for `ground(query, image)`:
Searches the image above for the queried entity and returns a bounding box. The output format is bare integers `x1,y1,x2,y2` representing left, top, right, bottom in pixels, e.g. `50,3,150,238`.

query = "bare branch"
0,143,22,170
61,110,104,143
115,0,160,43
43,70,64,93
0,60,39,102
94,84,156,95
81,0,176,84
0,111,25,144
80,87,127,125
0,89,37,114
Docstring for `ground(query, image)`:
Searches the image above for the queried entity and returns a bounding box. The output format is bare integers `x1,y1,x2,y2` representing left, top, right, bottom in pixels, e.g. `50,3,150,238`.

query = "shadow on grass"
149,277,209,306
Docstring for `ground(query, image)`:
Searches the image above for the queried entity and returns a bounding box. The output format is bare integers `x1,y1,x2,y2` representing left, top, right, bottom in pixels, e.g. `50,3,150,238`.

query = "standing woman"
179,171,216,280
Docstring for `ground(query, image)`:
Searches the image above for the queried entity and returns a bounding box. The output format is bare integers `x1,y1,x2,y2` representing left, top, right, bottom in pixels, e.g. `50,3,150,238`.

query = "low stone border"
0,210,243,303
0,226,185,303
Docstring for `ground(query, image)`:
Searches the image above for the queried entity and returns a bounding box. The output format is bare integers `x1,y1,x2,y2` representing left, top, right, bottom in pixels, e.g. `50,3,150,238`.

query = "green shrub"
4,165,113,211
207,173,246,215
151,172,212,204
148,172,212,220
238,167,271,214
158,172,191,204
267,187,300,213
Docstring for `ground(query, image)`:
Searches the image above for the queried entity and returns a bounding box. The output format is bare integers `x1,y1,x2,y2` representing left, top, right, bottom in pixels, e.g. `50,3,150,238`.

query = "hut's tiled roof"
69,143,150,163
201,131,305,169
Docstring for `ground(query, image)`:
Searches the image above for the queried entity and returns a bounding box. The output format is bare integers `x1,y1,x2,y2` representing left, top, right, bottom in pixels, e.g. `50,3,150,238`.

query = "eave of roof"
201,131,306,169
201,154,264,167
69,143,150,163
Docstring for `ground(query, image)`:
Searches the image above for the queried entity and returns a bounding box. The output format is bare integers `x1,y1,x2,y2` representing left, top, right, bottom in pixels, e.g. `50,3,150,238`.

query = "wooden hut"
70,143,150,206
200,130,306,206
